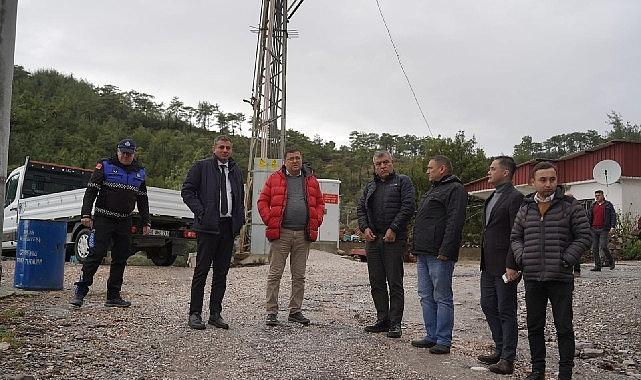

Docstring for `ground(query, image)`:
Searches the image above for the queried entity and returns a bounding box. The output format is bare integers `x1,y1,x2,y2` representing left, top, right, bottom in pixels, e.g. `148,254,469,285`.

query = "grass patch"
0,325,22,348
126,253,154,266
0,306,25,348
0,307,25,321
173,254,188,267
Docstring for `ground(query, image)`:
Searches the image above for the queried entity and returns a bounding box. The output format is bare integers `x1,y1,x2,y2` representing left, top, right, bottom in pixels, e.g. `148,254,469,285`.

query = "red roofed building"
464,140,641,219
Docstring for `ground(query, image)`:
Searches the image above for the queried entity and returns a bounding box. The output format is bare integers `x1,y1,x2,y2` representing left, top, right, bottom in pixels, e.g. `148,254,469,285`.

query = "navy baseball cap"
117,138,137,153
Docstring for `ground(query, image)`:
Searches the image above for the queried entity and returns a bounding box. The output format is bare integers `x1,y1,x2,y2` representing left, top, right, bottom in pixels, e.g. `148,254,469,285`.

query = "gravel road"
1,251,639,379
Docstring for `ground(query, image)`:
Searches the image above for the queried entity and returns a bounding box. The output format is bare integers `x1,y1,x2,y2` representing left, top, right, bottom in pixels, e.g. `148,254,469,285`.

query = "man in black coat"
357,151,415,338
411,155,467,354
477,156,524,375
182,136,245,330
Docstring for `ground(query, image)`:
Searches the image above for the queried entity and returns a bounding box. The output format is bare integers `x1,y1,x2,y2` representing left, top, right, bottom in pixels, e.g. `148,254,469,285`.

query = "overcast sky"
13,0,641,155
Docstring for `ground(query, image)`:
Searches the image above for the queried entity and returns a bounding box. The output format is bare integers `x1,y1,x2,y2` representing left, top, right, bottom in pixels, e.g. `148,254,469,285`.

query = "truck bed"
18,187,193,221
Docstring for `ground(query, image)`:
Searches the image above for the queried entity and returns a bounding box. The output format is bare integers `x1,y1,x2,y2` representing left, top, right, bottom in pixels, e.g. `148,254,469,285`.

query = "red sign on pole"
323,193,339,204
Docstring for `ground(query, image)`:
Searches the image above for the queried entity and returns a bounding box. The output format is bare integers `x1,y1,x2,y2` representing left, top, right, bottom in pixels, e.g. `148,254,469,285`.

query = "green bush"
622,240,641,260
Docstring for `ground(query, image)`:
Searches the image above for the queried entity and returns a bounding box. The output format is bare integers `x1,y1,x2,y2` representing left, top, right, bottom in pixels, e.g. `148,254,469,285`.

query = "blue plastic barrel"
13,219,67,290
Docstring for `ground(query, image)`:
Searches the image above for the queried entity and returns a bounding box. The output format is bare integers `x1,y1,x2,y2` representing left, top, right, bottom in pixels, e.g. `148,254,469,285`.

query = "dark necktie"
220,164,229,215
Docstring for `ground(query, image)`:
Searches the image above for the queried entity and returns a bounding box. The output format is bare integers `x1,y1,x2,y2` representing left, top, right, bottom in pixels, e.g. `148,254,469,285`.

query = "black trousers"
365,237,405,325
524,280,575,377
76,216,131,299
189,218,234,315
480,271,519,362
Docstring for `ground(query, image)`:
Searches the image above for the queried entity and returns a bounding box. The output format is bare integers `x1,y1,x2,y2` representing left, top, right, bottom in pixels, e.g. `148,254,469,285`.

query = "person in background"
587,190,617,271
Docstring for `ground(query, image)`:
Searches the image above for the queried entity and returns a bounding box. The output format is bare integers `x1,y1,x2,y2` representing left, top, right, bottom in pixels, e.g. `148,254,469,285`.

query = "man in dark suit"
478,156,524,375
182,135,245,330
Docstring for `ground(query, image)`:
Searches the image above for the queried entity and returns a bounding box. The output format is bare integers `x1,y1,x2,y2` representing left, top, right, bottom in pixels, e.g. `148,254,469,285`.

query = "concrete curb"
0,286,38,300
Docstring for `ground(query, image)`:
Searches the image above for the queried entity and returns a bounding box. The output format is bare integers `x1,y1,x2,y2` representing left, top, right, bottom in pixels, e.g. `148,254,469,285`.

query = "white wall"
565,181,623,209
620,178,641,221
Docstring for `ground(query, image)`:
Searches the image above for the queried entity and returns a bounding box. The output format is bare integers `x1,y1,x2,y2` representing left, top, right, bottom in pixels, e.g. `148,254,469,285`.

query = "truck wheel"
150,254,177,267
74,229,92,263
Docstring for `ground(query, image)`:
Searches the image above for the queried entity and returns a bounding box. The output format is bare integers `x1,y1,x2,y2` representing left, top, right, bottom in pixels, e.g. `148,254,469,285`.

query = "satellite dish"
593,160,621,185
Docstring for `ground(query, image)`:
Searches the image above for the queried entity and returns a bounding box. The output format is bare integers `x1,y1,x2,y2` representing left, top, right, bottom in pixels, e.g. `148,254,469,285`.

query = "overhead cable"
374,0,434,137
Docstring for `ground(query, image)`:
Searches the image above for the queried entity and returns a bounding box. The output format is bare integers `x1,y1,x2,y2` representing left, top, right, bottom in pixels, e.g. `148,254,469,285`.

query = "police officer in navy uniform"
71,139,151,307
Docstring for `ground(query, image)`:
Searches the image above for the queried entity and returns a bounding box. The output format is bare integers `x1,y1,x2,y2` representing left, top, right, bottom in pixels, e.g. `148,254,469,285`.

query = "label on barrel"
17,248,43,265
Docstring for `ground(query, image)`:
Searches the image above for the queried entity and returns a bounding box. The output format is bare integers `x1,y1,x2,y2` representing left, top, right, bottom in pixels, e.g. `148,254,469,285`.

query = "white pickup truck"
2,158,196,266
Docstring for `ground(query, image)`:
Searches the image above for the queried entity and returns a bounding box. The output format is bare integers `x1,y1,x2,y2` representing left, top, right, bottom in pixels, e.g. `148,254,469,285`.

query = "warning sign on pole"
323,193,339,204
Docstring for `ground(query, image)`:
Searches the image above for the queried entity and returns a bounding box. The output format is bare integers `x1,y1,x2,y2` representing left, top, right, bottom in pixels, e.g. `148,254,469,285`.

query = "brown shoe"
477,352,500,364
488,359,514,375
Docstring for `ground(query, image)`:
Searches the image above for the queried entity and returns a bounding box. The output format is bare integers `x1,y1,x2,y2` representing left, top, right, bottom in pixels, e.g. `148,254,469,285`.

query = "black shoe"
525,369,545,380
429,344,451,354
364,320,390,333
266,314,279,326
589,267,601,271
105,297,131,308
488,359,514,375
609,262,615,270
70,285,88,307
386,324,402,338
477,352,501,365
188,313,206,330
288,312,310,325
558,368,573,380
411,338,436,348
208,313,230,329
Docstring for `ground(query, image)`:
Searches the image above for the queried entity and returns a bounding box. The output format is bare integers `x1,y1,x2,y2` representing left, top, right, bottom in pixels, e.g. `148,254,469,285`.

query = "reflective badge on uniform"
88,230,95,249
96,163,102,170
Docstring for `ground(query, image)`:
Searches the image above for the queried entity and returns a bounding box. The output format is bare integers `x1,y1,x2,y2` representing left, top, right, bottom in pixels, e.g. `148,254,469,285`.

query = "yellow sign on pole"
271,159,279,170
258,159,266,169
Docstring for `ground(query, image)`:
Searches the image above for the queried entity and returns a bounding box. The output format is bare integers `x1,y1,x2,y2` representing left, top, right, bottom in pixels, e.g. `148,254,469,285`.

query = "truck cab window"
4,174,20,208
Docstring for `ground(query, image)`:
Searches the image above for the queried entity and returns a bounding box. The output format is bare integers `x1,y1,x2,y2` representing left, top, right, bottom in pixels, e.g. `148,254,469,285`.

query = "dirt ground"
1,251,639,379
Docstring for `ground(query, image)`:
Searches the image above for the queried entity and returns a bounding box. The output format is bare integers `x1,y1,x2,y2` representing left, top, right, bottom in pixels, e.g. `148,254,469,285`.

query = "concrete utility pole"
0,0,19,284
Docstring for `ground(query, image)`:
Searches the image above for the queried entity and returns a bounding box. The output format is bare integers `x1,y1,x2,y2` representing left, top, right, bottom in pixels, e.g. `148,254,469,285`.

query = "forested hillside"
8,66,640,230
7,67,488,215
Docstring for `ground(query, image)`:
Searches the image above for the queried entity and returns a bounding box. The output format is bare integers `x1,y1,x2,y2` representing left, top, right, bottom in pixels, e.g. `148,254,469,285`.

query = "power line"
374,0,434,137
288,0,305,20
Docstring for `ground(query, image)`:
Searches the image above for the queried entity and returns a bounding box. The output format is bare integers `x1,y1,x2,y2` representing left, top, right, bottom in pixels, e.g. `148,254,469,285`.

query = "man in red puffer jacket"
258,149,325,327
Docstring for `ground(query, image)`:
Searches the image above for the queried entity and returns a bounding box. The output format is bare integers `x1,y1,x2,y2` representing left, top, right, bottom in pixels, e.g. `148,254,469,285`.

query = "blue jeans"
417,255,455,347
